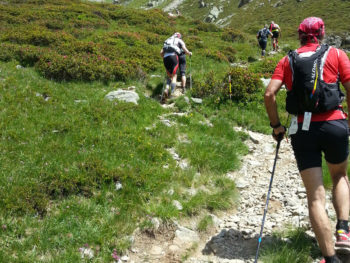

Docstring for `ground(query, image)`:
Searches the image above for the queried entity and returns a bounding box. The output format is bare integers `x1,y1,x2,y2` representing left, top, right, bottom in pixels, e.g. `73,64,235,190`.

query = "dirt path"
126,91,350,262
126,125,339,262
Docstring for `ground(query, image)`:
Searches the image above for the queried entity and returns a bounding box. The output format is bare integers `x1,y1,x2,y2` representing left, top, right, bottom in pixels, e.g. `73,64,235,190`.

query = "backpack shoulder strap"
288,50,297,80
318,44,331,81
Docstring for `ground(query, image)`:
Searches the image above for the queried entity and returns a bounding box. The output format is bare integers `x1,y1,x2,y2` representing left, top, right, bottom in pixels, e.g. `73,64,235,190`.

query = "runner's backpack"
163,37,181,55
286,44,344,114
258,28,270,40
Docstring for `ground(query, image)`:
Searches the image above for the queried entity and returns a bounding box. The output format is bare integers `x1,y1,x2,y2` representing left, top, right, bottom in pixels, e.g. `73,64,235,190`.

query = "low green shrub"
35,52,140,81
191,70,223,98
222,28,246,42
248,56,282,76
204,49,228,62
2,27,74,46
194,20,221,32
191,67,263,103
0,43,17,62
222,46,237,63
185,35,204,49
225,67,263,102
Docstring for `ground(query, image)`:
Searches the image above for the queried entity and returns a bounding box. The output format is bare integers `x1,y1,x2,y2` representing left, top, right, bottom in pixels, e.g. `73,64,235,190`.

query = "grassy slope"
0,58,253,261
0,0,259,256
121,0,350,39
1,0,349,262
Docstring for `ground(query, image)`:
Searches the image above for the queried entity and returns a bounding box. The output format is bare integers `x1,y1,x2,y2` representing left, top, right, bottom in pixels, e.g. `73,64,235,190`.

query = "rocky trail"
126,124,316,263
108,81,350,263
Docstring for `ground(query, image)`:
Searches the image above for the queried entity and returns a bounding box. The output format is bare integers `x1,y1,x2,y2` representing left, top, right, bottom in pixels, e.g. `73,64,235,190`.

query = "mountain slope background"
119,0,350,41
0,0,350,262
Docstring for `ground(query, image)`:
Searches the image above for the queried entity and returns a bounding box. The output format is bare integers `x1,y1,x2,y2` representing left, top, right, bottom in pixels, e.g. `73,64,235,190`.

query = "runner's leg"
301,167,336,257
328,160,349,221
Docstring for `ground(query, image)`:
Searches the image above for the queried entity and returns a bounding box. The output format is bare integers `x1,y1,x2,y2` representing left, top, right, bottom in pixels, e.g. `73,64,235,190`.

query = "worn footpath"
126,120,344,263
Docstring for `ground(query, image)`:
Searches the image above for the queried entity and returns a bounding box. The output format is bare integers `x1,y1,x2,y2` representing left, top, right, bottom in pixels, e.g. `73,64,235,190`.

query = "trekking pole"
189,55,192,90
254,138,282,263
229,75,232,100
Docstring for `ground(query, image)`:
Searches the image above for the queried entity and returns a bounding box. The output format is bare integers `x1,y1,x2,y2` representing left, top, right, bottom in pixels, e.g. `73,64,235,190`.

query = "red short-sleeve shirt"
272,43,350,122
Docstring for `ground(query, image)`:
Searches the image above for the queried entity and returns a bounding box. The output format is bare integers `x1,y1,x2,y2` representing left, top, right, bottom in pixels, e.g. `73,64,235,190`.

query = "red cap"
298,17,325,41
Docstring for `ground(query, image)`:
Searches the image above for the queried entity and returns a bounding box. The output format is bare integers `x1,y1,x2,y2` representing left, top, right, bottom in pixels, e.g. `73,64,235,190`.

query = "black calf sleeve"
336,219,349,232
325,255,341,263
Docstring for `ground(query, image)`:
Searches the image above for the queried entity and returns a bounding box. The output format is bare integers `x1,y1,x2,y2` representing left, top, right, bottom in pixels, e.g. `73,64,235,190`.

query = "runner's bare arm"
265,79,284,133
343,81,350,127
160,48,164,58
181,44,192,56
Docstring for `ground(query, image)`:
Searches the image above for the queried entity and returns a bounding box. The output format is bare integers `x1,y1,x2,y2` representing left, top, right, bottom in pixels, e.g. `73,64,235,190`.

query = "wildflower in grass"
112,249,120,261
2,224,7,230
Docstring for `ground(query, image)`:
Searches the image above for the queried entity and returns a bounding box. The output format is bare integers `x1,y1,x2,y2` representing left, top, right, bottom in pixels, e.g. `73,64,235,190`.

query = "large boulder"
205,6,220,22
105,89,140,105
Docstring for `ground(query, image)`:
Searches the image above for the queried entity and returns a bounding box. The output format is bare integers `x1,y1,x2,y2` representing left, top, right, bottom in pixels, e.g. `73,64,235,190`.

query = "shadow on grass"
202,227,323,262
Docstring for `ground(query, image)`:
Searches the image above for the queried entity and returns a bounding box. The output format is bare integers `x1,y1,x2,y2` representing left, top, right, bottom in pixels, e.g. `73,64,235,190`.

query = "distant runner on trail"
160,32,192,102
256,24,273,57
265,17,350,263
269,21,281,51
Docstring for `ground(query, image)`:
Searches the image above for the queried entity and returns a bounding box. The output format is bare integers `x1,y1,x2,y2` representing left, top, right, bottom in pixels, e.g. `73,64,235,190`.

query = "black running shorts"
272,31,279,39
163,54,179,77
259,40,267,50
178,54,186,76
290,119,349,171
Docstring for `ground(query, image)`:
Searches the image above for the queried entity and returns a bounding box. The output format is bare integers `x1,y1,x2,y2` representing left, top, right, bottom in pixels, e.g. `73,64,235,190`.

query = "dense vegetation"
120,0,350,41
0,0,349,262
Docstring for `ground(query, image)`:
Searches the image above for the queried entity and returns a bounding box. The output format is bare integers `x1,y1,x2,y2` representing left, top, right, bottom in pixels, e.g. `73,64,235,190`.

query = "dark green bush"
0,43,17,61
35,52,141,81
194,20,221,32
225,67,263,102
191,68,263,103
248,57,280,76
15,45,46,66
185,35,204,49
191,70,223,98
204,49,228,62
2,27,75,46
222,46,237,63
222,28,246,42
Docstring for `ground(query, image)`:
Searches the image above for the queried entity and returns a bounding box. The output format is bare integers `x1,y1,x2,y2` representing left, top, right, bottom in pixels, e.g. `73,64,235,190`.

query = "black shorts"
290,119,349,171
259,40,267,50
163,54,179,77
178,54,186,76
272,31,279,39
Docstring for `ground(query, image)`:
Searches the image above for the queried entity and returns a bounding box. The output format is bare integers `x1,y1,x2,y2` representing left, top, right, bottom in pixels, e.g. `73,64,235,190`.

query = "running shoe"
335,229,350,254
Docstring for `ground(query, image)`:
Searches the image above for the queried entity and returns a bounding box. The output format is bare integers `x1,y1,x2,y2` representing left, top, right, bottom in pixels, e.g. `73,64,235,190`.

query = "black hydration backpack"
286,44,344,114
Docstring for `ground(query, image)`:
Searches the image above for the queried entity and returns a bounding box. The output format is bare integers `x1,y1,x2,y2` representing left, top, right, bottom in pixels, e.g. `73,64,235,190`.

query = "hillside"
0,0,349,262
119,0,350,43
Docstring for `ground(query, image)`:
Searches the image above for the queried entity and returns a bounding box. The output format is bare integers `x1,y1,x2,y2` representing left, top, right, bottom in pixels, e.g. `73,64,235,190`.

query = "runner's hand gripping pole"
254,136,282,263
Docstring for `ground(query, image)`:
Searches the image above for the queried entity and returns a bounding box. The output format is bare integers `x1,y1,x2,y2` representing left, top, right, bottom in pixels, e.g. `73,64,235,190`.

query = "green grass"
1,0,349,261
0,59,249,261
260,227,321,263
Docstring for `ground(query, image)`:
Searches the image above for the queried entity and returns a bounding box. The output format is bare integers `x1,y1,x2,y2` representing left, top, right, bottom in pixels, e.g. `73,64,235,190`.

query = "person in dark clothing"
257,24,273,57
178,50,187,92
160,32,192,102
